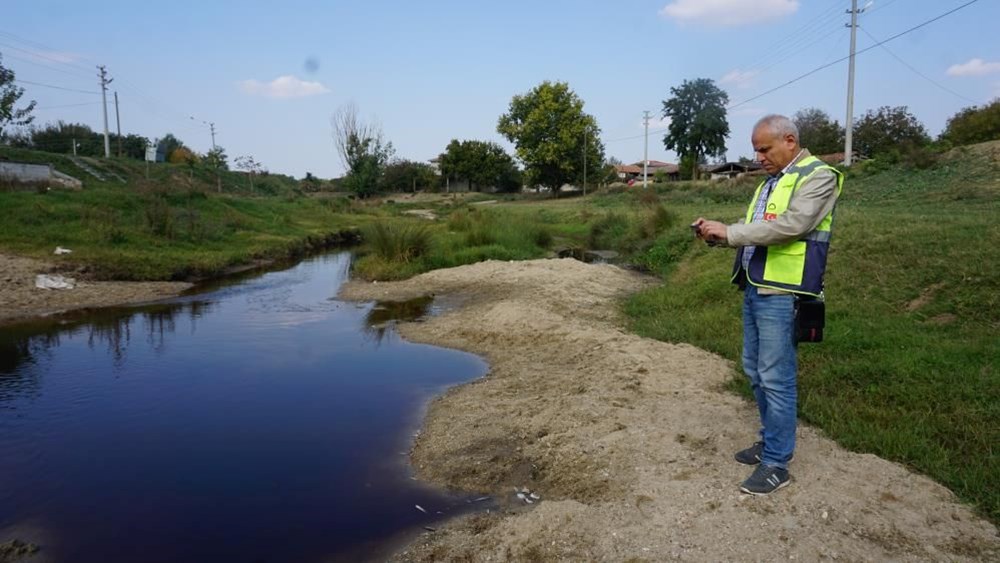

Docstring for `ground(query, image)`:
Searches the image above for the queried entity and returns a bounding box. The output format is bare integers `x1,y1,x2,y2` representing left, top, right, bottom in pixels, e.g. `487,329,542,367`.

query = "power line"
0,31,95,74
859,26,978,104
727,0,982,110
14,79,100,95
0,50,96,80
34,101,105,110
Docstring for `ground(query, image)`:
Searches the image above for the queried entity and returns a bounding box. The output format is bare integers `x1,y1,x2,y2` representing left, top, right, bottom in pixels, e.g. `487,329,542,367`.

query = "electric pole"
642,110,651,188
844,0,860,166
97,65,113,158
190,117,218,150
582,125,588,196
114,91,122,158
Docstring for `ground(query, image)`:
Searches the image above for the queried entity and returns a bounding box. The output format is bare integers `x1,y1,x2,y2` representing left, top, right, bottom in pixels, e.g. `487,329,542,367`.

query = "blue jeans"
742,286,797,469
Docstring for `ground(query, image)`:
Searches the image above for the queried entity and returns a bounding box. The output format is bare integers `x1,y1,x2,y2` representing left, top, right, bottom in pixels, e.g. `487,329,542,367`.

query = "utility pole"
582,126,588,196
97,65,113,158
642,110,651,188
844,0,860,166
114,91,122,158
190,117,218,150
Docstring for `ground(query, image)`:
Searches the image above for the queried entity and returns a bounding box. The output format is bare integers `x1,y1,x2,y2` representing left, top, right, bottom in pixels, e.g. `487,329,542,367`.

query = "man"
693,114,843,495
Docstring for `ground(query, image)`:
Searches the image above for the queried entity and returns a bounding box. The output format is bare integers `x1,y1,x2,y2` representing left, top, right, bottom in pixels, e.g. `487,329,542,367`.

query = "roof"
703,162,762,174
615,165,643,174
629,161,679,173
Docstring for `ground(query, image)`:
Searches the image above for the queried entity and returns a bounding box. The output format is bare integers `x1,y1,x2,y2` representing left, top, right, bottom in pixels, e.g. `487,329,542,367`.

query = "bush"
363,221,432,263
588,212,631,249
643,204,679,237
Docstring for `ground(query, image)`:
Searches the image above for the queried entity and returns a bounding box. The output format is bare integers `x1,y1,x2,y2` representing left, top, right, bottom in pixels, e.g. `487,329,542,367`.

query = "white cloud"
720,69,759,89
238,75,330,98
659,0,798,26
946,58,1000,77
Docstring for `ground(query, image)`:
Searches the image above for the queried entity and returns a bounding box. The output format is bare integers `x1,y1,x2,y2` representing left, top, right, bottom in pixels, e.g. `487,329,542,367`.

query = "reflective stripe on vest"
730,156,844,296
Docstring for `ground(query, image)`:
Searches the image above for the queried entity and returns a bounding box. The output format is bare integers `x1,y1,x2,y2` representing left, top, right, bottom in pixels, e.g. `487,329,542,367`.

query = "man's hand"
693,218,728,244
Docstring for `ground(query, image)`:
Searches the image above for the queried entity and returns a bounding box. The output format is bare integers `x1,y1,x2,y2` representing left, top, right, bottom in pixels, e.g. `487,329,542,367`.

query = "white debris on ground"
53,246,73,255
35,274,75,290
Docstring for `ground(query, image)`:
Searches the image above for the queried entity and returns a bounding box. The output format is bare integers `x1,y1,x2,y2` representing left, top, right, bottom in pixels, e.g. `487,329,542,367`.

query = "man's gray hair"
754,114,799,141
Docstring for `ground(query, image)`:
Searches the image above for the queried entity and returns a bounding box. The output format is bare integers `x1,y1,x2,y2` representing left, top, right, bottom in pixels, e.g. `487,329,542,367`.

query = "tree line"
4,46,999,196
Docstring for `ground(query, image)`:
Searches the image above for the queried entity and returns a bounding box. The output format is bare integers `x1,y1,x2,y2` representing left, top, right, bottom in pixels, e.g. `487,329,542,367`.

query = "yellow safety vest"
731,156,844,296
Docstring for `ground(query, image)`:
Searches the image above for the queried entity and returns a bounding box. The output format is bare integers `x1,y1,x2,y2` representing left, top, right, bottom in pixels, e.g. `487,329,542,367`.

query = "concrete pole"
844,0,859,166
642,111,651,188
98,66,112,158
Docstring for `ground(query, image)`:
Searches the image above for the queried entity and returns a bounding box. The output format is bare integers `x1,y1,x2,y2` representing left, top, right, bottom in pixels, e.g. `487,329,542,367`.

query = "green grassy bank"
625,144,1000,523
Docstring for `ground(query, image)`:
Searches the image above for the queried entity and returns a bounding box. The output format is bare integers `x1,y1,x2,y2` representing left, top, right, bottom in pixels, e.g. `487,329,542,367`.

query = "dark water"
0,252,489,562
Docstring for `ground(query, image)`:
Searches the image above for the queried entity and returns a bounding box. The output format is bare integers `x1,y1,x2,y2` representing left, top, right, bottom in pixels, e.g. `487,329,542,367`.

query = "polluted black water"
0,252,489,562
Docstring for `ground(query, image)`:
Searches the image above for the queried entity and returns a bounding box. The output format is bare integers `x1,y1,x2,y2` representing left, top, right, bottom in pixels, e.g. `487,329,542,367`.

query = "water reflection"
362,296,434,345
0,252,488,562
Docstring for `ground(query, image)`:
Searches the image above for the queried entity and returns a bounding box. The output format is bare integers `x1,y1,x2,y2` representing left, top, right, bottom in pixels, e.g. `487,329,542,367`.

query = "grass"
624,147,1000,523
0,146,363,280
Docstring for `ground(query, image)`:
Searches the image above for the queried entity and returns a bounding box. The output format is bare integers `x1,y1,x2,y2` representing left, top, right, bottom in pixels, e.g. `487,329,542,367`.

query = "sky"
3,0,999,179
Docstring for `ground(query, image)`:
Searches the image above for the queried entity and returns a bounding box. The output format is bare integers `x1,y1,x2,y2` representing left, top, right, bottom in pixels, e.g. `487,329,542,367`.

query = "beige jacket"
726,149,840,293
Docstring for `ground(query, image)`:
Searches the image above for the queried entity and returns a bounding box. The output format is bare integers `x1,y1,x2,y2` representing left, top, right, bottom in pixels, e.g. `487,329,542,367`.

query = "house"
702,161,763,180
614,160,680,183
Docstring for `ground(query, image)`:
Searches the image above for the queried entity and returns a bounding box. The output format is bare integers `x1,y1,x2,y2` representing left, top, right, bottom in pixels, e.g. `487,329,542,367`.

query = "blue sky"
4,0,998,178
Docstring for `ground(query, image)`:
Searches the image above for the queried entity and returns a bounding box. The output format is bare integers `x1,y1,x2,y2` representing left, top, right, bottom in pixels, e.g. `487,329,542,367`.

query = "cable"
859,26,978,104
0,43,92,78
14,79,100,95
727,0,981,110
0,31,96,74
721,3,845,84
0,50,95,80
34,101,105,110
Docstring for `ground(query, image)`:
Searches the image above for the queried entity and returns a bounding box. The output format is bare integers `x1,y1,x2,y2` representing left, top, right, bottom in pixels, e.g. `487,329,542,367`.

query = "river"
0,251,488,562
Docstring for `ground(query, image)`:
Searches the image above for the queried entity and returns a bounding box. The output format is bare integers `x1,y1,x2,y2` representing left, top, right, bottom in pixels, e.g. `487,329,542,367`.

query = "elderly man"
694,114,843,495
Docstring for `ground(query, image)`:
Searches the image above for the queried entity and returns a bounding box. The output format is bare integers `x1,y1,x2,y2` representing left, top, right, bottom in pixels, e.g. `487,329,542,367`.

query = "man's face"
752,126,799,175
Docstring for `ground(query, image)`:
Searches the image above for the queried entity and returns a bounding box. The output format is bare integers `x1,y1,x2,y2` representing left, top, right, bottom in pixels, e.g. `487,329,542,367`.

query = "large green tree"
497,81,603,192
940,99,1000,146
793,108,844,155
0,53,36,138
331,102,394,198
380,159,438,193
853,106,929,158
661,78,729,181
439,139,521,192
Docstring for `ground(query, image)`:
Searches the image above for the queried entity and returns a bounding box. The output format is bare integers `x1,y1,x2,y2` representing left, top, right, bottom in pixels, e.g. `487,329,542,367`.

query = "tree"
159,133,186,159
234,154,263,192
25,121,102,155
0,53,36,138
793,108,844,155
661,78,729,181
852,106,929,158
331,102,394,198
380,159,438,193
439,139,521,192
497,81,603,192
940,99,1000,146
113,133,151,160
203,146,228,192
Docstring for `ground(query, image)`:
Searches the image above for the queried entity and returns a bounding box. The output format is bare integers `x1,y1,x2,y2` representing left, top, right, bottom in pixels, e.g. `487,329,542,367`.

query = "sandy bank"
339,258,999,561
0,253,190,327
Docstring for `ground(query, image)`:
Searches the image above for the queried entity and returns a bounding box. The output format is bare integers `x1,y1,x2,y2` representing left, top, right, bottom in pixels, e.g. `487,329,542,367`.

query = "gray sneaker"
734,441,764,465
739,464,790,495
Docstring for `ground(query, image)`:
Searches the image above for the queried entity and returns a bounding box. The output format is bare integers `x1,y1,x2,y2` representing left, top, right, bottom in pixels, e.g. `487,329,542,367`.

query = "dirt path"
0,253,190,327
339,258,999,562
